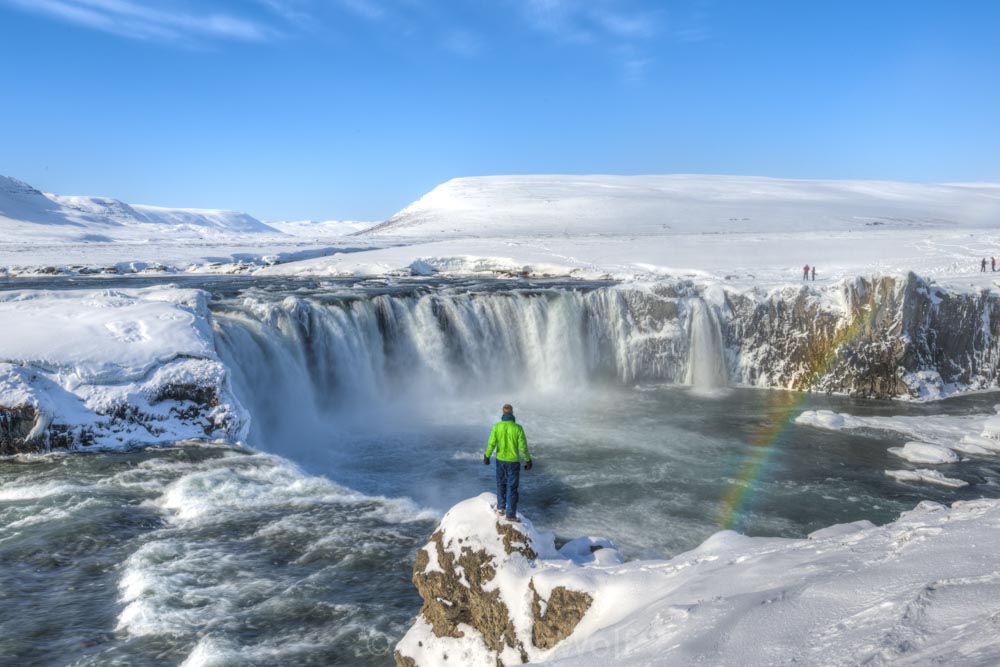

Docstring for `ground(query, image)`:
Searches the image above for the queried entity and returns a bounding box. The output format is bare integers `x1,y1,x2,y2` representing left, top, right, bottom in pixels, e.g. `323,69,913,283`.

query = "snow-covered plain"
397,493,1000,666
265,174,1000,292
4,173,1000,289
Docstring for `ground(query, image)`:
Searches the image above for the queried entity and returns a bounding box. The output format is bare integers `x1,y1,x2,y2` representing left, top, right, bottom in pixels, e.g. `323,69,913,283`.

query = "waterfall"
685,298,728,393
209,285,697,451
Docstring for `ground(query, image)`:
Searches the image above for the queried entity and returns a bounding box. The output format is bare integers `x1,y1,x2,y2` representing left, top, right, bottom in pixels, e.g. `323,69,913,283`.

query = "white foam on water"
149,453,437,525
0,480,99,502
110,446,436,650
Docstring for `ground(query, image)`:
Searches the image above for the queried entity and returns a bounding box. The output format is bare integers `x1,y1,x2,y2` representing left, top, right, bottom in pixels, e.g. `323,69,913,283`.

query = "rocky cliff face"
590,273,1000,400
722,273,1000,398
394,494,619,667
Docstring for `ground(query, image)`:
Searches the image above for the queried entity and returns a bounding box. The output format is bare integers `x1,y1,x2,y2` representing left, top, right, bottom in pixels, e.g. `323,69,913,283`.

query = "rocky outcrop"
394,494,616,667
409,527,531,663
0,405,40,455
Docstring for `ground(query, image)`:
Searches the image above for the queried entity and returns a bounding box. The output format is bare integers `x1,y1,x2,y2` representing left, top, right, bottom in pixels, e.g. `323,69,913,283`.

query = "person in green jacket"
484,403,532,521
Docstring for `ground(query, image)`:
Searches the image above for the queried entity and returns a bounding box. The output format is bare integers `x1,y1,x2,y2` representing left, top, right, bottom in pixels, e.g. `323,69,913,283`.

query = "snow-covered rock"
397,494,1000,666
0,287,247,453
394,493,603,666
888,441,961,464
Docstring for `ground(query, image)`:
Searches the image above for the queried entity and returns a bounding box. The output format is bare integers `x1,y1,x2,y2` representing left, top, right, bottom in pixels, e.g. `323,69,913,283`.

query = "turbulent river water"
2,276,1000,666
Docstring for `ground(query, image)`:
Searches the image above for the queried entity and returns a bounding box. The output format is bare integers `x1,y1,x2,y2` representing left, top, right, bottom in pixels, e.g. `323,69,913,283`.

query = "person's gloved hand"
483,456,490,465
524,460,533,471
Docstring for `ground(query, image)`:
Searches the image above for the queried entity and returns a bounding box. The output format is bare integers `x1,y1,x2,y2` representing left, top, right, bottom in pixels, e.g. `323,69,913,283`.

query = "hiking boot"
505,515,520,523
495,509,506,516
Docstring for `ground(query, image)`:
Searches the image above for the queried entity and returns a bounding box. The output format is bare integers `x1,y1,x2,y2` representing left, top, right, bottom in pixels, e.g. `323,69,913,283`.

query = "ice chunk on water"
887,441,959,464
886,469,968,488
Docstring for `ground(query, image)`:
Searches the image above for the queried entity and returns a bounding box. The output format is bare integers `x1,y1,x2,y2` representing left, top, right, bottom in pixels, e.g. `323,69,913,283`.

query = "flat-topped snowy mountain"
366,174,1000,238
0,175,278,239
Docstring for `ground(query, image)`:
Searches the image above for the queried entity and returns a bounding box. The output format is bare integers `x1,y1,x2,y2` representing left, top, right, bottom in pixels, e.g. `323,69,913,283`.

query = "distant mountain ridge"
0,175,278,238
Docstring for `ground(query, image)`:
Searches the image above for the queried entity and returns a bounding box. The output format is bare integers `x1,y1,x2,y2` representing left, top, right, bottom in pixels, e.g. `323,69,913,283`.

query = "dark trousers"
495,460,521,518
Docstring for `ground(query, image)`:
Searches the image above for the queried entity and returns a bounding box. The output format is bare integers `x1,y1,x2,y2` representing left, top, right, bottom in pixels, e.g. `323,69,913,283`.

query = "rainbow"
716,296,881,531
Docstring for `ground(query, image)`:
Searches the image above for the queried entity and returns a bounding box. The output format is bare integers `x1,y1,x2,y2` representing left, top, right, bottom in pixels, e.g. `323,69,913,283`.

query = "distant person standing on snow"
992,257,996,272
811,266,816,281
803,264,810,280
982,258,988,272
484,404,532,522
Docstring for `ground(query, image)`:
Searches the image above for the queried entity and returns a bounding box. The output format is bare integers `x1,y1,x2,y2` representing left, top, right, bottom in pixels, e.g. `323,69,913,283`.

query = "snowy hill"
0,175,278,239
265,219,375,237
366,174,1000,238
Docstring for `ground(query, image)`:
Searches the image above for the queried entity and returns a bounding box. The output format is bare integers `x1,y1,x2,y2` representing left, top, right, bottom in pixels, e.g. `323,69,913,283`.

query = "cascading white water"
685,298,728,392
214,289,680,402
210,285,696,454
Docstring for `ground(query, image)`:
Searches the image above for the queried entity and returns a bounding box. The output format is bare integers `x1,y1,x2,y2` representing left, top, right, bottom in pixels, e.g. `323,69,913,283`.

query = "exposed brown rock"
529,581,593,650
496,520,537,561
401,514,594,666
394,651,417,667
411,529,524,660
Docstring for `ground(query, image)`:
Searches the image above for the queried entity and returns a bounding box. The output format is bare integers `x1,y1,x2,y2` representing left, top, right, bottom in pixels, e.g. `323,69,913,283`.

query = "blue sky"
1,1,998,221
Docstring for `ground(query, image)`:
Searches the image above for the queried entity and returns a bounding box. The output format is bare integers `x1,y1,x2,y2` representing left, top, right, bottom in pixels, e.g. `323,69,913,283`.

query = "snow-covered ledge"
0,287,247,454
396,493,1000,666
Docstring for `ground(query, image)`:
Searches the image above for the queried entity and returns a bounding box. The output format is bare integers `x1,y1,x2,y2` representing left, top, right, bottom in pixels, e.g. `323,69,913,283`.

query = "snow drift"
395,493,1000,666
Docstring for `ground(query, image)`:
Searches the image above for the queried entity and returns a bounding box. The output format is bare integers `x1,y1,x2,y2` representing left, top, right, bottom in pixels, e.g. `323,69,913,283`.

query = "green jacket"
485,419,530,463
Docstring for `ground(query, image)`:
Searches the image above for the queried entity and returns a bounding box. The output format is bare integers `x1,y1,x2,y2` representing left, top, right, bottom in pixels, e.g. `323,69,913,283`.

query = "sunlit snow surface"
399,493,1000,666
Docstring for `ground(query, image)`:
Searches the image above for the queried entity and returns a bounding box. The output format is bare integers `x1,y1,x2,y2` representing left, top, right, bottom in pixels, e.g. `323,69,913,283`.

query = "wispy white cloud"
589,8,658,39
3,0,708,74
508,0,674,81
335,0,385,21
513,0,660,43
3,0,274,44
256,0,312,26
